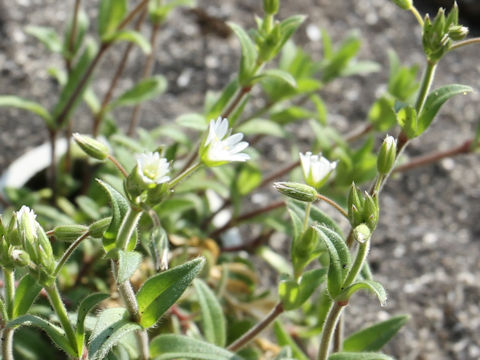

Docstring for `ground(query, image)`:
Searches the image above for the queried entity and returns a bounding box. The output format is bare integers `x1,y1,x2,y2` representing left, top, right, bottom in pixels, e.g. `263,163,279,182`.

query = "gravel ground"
1,0,480,359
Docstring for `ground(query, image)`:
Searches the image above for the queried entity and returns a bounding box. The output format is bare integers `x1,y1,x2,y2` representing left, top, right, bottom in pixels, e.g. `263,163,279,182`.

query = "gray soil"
0,0,479,359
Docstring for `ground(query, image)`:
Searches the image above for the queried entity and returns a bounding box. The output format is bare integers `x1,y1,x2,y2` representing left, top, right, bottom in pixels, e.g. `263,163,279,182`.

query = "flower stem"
449,37,480,51
2,268,15,360
317,302,345,360
227,302,284,352
415,61,437,113
316,194,348,219
410,6,424,27
45,283,79,357
169,162,202,188
107,154,129,177
54,232,90,278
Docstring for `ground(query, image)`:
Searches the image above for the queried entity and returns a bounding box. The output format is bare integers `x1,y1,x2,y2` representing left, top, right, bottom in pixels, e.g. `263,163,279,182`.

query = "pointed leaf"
109,29,152,54
76,293,109,336
337,280,387,306
7,315,76,357
252,69,297,88
278,15,306,49
328,352,394,360
314,224,351,298
0,96,53,128
418,84,473,134
110,76,166,109
344,315,409,352
89,308,142,360
137,258,205,328
63,10,89,59
150,334,243,360
194,279,226,347
228,23,258,84
25,26,62,53
238,118,286,137
176,113,207,130
206,78,239,120
117,251,142,283
98,0,127,40
12,274,42,318
273,321,309,360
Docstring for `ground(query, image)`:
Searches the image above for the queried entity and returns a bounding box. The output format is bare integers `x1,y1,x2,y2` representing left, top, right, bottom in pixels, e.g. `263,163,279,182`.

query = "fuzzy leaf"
328,352,394,360
238,118,286,137
108,29,152,54
7,315,76,357
228,23,258,84
150,334,243,360
314,224,351,298
98,0,127,40
337,280,387,306
76,293,109,337
117,251,142,283
344,315,409,351
206,78,239,120
25,26,62,53
252,69,297,88
417,84,473,135
194,279,226,347
137,258,205,328
12,274,42,318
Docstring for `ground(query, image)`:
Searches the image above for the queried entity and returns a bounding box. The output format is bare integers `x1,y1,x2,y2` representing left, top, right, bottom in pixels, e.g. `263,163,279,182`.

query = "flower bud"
377,135,397,175
264,0,279,15
89,217,111,238
347,183,364,227
391,0,412,10
73,133,109,160
53,224,88,242
9,247,31,267
448,25,468,41
363,193,379,231
273,182,317,203
353,224,371,244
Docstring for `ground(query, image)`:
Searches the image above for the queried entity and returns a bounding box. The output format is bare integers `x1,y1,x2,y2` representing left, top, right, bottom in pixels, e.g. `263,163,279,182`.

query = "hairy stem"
54,232,90,278
317,302,344,360
116,208,142,251
449,37,480,51
227,302,284,352
2,269,15,360
415,61,437,113
107,154,129,177
316,194,348,219
168,162,202,188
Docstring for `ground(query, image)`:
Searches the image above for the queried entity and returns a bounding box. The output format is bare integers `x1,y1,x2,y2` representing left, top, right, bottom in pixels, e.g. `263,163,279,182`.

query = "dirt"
0,0,479,359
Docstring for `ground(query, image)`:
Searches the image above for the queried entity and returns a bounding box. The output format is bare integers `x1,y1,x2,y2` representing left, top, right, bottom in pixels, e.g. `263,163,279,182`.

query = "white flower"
200,117,250,166
136,152,170,185
299,152,337,189
16,206,38,242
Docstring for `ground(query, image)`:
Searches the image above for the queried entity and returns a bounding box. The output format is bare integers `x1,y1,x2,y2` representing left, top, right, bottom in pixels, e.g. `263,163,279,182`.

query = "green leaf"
296,268,327,306
228,23,258,85
328,352,394,360
368,96,397,131
314,224,351,298
98,0,127,40
12,274,42,318
108,29,152,54
194,279,226,347
396,106,419,139
256,246,293,275
117,251,142,283
252,69,297,88
321,32,362,83
176,113,207,131
7,315,76,357
273,321,309,360
63,10,89,59
206,78,239,120
270,106,315,125
337,280,387,306
25,26,62,53
110,76,166,108
76,293,109,337
344,315,409,352
137,258,205,328
417,84,473,134
96,179,132,252
236,163,262,195
150,334,243,360
288,201,343,237
89,308,142,360
0,96,53,128
238,118,285,137
277,15,306,50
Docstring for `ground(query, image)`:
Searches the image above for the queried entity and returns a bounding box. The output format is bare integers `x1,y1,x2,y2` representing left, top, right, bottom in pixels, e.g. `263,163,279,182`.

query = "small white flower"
16,206,38,242
299,152,337,189
201,117,250,166
136,152,170,185
383,135,396,149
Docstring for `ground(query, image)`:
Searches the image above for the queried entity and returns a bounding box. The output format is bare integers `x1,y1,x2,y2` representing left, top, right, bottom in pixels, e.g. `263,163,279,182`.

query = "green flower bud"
9,247,31,267
73,133,110,160
264,0,279,15
448,25,469,41
353,224,371,244
363,193,379,231
347,183,364,227
53,224,88,242
273,182,317,203
377,135,397,175
89,217,111,238
391,0,412,10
